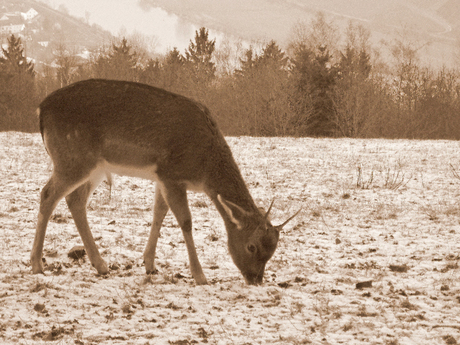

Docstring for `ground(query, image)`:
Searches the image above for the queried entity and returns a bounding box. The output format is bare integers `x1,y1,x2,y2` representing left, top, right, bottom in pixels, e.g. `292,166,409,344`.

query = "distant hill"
139,0,460,67
0,0,112,68
438,0,460,36
3,0,459,68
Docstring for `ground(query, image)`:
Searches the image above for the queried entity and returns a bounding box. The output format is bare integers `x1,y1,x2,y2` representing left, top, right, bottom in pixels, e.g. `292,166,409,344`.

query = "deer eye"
246,244,257,254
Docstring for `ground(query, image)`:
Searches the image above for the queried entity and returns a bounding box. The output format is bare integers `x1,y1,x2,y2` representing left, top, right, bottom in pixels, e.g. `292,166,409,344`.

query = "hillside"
0,0,112,67
140,0,460,66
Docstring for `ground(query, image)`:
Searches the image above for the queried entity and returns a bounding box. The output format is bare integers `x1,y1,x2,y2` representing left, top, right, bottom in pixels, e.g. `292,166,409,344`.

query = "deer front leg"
180,218,208,285
160,182,208,285
144,184,169,274
66,182,108,275
32,175,77,274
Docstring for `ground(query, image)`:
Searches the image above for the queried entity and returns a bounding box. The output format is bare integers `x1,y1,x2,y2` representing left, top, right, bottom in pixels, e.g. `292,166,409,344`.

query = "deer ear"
217,195,249,230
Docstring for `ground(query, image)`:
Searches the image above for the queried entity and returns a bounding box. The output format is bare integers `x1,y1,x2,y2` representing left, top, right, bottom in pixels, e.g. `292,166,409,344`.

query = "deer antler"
265,198,275,220
275,208,302,231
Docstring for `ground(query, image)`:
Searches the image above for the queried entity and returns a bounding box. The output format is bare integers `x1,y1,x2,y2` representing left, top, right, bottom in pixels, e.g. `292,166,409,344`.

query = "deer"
30,79,300,285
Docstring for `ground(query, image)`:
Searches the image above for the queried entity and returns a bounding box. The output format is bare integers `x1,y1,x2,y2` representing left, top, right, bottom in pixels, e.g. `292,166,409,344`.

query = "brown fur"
31,79,298,285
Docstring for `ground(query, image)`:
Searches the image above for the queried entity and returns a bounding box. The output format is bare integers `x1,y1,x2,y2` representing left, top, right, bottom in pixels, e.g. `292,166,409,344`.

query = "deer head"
218,196,301,285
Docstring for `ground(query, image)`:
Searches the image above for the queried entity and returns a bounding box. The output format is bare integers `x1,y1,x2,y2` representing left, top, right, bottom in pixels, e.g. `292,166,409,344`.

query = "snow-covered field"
1,132,460,345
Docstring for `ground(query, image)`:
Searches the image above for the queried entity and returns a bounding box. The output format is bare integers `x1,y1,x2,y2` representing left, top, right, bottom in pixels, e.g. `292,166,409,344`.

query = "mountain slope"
140,0,459,66
1,0,112,65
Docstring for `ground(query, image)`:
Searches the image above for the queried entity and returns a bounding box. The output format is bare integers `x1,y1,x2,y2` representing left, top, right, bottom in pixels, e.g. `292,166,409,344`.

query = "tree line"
2,13,460,139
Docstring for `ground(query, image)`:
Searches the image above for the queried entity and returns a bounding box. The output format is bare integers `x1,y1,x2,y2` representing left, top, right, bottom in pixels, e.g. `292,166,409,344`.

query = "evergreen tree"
110,37,138,72
237,41,287,78
333,46,373,137
339,21,372,81
93,37,139,81
291,44,338,136
140,57,162,86
165,47,185,67
162,47,186,92
184,27,216,84
258,40,288,70
236,47,257,78
233,41,293,136
329,21,374,137
0,34,37,131
338,46,371,81
0,34,34,77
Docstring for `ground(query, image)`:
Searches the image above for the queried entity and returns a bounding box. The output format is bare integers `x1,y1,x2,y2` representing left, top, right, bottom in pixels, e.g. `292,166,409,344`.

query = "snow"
0,132,459,344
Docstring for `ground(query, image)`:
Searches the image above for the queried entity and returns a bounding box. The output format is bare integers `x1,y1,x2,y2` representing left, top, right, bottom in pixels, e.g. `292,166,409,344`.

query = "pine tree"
338,46,371,81
140,57,162,86
165,47,184,67
291,44,338,136
331,21,374,137
237,41,287,78
0,35,37,131
0,34,34,77
258,40,288,70
165,47,184,84
184,27,216,84
110,37,138,72
237,47,257,78
93,37,139,81
233,41,292,136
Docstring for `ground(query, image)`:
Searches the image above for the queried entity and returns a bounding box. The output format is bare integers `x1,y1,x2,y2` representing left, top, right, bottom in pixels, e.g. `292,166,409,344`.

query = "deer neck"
205,150,258,229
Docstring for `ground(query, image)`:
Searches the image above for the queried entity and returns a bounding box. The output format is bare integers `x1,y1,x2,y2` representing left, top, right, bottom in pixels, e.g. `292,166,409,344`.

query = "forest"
1,12,460,139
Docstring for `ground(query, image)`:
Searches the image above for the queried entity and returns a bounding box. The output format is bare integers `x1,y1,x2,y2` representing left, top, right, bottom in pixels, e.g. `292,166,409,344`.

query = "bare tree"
54,43,78,87
288,12,340,58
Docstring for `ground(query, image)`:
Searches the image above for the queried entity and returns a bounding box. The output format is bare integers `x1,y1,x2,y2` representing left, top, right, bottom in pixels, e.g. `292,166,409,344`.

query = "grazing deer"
31,79,300,285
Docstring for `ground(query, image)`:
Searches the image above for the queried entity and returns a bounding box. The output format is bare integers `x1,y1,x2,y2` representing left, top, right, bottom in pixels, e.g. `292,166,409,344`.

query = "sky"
49,0,197,53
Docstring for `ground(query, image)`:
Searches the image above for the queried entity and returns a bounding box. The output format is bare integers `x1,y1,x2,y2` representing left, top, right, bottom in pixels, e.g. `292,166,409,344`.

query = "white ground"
0,132,459,345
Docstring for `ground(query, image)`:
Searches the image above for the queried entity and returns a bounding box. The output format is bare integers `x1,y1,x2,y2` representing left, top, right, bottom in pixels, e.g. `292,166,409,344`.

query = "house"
0,15,25,35
20,8,38,21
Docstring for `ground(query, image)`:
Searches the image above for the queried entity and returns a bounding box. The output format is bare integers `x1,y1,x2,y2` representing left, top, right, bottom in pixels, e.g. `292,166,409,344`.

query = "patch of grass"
449,163,460,181
356,166,374,189
372,203,400,220
443,205,460,217
191,200,208,208
442,335,458,345
385,340,400,345
400,298,419,311
312,293,343,322
343,320,354,332
383,166,412,190
420,204,440,221
389,264,410,273
440,261,459,273
32,325,74,341
50,213,70,223
341,192,351,199
289,301,306,317
357,304,378,317
161,271,181,284
30,281,54,293
421,202,460,220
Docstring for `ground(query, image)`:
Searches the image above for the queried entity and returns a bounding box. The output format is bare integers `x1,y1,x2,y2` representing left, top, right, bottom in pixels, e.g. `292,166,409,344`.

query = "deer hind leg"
65,173,107,275
31,173,86,274
144,183,169,274
160,182,208,285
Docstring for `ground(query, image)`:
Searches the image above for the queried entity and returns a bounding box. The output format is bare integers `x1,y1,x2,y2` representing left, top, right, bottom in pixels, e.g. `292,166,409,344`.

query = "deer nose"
244,273,263,285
